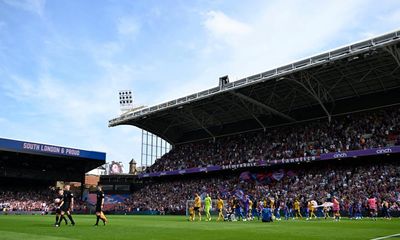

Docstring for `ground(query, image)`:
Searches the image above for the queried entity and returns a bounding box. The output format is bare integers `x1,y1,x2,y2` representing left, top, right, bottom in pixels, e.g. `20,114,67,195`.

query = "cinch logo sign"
376,148,392,154
333,153,348,158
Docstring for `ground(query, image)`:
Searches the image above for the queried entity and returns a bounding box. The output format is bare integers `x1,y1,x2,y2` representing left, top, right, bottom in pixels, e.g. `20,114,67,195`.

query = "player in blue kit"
242,195,250,221
233,196,244,221
262,207,273,222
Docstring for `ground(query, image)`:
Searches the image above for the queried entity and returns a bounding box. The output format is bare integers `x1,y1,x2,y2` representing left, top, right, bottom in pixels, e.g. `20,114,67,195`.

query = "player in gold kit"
194,193,202,221
217,196,224,221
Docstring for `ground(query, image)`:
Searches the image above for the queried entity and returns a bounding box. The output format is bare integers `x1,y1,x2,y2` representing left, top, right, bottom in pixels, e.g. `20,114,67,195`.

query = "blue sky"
0,0,399,171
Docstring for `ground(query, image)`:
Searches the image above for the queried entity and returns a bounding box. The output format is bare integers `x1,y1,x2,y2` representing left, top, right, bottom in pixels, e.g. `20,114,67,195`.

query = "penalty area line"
370,233,400,240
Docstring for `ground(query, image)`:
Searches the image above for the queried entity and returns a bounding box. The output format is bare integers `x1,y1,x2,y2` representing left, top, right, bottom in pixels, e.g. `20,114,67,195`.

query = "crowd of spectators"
1,161,399,217
147,107,400,173
122,176,234,213
0,189,53,212
0,187,87,213
125,161,400,216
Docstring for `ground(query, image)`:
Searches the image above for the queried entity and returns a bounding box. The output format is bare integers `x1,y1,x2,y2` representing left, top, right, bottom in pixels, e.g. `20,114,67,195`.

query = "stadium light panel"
119,90,134,112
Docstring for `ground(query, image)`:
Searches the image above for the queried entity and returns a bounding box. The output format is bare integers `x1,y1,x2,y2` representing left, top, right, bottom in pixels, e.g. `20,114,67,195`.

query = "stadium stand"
105,30,400,219
146,106,400,173
0,179,89,213
0,183,54,212
109,30,400,177
122,157,400,217
0,138,105,214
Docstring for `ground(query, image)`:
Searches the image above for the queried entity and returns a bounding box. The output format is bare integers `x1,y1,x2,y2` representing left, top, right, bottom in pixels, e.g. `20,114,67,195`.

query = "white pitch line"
370,233,400,240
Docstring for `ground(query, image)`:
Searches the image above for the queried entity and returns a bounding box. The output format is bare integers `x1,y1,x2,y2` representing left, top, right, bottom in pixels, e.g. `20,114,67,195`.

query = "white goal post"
185,199,227,217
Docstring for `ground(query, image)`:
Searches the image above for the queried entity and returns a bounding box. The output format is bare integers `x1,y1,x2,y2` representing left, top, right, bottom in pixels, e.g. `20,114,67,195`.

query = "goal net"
185,199,227,218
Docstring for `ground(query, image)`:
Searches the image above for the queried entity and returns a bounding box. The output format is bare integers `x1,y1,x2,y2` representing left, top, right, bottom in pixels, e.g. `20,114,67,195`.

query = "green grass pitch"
0,215,398,240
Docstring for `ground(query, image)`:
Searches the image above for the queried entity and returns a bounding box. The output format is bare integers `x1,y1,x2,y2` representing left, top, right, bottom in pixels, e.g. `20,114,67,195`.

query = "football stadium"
1,29,400,240
1,1,400,240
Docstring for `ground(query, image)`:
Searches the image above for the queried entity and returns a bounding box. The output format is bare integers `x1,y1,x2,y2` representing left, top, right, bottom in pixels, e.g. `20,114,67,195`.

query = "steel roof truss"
231,92,296,122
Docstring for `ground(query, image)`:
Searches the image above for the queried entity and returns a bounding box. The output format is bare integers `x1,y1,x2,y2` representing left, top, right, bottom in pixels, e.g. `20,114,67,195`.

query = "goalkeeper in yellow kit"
204,193,212,221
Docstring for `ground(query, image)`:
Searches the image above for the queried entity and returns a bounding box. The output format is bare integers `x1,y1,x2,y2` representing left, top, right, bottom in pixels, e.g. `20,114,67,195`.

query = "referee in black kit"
94,185,108,226
56,184,75,226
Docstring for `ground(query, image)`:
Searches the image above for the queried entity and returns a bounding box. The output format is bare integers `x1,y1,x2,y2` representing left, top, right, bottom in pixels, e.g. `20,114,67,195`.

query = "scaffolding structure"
140,130,172,168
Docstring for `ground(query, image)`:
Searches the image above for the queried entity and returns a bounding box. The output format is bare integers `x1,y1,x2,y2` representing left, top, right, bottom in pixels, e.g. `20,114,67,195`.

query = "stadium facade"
0,137,106,195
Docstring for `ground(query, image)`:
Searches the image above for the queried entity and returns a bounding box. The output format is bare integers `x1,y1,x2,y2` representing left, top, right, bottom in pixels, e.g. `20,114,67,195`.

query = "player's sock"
67,214,75,225
96,216,100,225
101,212,108,222
63,216,68,225
55,216,59,225
57,215,64,226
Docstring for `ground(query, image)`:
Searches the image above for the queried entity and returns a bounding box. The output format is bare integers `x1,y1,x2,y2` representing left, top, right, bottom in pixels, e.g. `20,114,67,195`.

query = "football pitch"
0,215,398,240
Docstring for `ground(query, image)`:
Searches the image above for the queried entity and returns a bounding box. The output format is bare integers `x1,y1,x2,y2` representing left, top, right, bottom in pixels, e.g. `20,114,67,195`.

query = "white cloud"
117,17,140,39
2,74,35,98
197,0,368,81
1,0,46,17
204,10,252,40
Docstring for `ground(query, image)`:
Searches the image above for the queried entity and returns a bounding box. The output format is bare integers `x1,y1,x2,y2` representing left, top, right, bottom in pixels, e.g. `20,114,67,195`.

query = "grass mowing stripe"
370,233,400,240
0,230,77,240
0,215,398,240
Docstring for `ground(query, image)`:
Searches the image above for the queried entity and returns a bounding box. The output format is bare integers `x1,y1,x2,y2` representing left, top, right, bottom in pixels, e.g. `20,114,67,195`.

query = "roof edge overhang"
109,29,400,128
